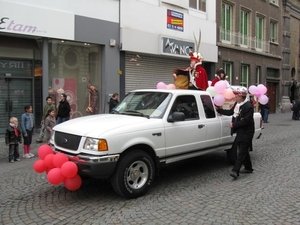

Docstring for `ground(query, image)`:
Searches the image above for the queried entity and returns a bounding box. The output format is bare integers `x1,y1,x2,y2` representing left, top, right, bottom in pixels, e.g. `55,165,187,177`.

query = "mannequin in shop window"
86,84,99,115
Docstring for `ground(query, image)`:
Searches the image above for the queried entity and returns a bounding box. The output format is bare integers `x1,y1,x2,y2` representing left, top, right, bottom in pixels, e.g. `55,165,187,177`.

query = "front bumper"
54,148,119,179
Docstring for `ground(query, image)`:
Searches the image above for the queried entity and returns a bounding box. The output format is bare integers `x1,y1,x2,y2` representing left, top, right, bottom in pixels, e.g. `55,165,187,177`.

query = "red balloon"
61,161,78,178
38,145,54,160
64,174,82,191
47,168,65,185
33,160,47,173
53,153,69,168
44,154,55,169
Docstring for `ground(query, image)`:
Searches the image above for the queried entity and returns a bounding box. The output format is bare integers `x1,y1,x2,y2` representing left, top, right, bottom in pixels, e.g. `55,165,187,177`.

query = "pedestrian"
57,93,71,124
216,86,254,179
262,101,270,123
44,109,56,145
5,117,22,163
290,100,299,120
109,93,119,113
36,96,55,143
21,105,35,159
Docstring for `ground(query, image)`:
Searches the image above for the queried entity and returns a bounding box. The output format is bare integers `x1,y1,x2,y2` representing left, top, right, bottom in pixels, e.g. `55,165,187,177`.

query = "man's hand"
229,122,233,128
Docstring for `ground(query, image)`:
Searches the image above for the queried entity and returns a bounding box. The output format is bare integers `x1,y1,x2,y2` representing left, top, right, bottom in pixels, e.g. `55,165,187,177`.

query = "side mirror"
167,112,185,122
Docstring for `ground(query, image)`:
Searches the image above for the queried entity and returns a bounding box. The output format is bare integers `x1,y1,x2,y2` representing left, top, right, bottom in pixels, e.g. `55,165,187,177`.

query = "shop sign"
0,1,74,40
162,37,194,56
167,9,184,32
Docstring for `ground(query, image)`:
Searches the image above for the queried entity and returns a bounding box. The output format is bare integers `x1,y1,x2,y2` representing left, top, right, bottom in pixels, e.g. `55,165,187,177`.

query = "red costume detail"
194,64,209,90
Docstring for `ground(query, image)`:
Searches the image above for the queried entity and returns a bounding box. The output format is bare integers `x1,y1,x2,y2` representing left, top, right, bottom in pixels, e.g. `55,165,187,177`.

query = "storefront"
0,1,120,134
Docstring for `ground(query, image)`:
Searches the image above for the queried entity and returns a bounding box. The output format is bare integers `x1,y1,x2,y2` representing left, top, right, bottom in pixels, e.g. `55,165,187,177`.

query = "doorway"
266,82,277,114
0,77,32,134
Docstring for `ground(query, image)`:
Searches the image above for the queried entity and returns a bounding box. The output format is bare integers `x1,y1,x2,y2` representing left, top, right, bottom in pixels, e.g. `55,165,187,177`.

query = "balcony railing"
219,28,270,53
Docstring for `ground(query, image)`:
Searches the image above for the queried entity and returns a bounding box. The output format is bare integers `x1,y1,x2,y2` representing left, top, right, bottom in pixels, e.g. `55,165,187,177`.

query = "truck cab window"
201,95,216,118
171,95,199,120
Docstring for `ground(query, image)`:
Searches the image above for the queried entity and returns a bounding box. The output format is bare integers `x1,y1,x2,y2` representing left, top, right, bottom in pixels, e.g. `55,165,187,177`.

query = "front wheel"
111,150,155,198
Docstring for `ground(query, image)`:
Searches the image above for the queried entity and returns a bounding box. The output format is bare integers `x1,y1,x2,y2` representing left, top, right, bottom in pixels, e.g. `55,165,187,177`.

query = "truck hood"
53,114,153,137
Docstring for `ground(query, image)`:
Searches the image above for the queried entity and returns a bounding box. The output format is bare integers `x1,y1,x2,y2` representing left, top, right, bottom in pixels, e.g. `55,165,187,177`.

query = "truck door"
164,95,207,156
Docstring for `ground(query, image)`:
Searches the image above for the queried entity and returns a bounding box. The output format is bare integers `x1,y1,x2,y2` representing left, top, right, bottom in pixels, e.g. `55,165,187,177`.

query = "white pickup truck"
51,89,262,198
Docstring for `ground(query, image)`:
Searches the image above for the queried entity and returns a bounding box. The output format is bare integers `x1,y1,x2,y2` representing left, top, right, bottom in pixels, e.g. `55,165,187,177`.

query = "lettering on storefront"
162,37,194,56
0,17,45,34
0,61,28,69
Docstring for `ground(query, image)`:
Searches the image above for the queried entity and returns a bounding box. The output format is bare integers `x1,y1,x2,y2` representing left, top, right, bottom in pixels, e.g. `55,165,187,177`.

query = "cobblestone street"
1,112,300,224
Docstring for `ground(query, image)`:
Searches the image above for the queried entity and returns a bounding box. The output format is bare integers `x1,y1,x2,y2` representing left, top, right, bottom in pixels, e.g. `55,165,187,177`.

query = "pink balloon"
257,84,267,95
255,91,261,98
47,168,65,185
223,89,235,100
166,84,176,90
259,95,269,105
248,85,258,95
214,94,226,106
61,161,78,178
156,82,166,89
33,160,47,173
64,174,82,191
214,80,227,94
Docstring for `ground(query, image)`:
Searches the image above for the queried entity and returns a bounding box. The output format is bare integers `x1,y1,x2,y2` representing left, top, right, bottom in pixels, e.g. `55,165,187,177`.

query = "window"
221,3,232,42
201,95,216,119
256,16,264,49
240,10,249,46
222,62,232,84
170,95,199,120
189,0,206,12
240,65,249,87
256,67,261,85
270,21,277,43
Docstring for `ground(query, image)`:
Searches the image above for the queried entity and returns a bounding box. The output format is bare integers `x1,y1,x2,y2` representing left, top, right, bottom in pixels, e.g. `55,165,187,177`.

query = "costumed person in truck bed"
172,30,209,90
216,86,254,179
211,68,229,87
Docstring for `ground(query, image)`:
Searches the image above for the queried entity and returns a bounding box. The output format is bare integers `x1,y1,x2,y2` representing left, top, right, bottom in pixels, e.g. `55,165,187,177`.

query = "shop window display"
49,40,101,118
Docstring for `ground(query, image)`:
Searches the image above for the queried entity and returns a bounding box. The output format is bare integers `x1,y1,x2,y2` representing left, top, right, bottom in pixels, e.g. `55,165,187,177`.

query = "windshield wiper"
123,110,150,119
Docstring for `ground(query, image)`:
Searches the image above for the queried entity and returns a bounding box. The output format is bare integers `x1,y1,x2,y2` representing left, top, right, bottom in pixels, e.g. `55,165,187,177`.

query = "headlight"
83,138,108,151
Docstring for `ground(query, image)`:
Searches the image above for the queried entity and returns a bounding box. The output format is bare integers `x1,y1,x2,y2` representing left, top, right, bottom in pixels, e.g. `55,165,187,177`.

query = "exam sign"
167,9,184,32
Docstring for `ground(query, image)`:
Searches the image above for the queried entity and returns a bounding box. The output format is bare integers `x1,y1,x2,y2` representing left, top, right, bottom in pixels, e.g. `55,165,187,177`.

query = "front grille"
54,131,81,151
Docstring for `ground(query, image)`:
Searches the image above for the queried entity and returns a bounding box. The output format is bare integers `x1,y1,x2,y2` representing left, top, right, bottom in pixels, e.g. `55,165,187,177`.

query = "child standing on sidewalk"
44,109,56,145
5,117,22,163
21,105,35,159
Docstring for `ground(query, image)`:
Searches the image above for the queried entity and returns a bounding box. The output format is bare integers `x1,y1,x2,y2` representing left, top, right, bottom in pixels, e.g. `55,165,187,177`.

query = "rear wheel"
111,150,155,198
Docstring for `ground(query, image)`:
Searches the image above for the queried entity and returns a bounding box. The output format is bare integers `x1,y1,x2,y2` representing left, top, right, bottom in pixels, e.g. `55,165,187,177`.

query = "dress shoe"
230,171,239,179
240,169,253,173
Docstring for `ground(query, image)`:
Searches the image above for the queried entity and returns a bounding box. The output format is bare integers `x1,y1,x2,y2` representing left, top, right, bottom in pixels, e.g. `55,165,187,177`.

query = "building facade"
216,0,282,113
119,0,218,95
0,0,120,134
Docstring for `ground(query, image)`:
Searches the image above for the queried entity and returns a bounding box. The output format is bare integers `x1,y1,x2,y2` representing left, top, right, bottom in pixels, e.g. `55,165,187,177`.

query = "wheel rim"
126,160,149,190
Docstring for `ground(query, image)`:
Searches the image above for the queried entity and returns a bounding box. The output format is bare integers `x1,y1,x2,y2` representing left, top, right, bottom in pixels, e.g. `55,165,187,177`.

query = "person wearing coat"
216,87,254,179
57,93,71,124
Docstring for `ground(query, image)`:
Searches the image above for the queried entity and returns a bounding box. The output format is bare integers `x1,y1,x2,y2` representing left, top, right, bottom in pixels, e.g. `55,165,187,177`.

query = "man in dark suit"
217,87,254,179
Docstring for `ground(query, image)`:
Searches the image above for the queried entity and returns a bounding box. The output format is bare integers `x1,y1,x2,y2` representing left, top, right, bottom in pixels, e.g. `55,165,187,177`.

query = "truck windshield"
112,92,172,118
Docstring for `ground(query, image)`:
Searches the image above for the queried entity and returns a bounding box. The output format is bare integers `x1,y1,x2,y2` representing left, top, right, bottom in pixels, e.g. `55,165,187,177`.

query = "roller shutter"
125,53,188,93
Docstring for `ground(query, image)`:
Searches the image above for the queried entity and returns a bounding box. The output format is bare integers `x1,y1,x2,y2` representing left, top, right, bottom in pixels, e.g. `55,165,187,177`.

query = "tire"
110,150,155,198
227,139,237,165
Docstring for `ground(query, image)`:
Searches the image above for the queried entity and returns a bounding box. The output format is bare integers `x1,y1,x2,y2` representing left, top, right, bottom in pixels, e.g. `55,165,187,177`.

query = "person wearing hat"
172,51,209,90
211,68,228,87
216,86,254,179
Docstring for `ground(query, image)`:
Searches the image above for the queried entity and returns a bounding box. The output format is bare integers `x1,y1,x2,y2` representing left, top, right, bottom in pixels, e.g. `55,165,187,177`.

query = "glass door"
0,78,32,134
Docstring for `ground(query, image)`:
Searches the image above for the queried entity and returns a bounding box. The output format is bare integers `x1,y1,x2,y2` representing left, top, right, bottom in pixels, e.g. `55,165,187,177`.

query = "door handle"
198,124,205,129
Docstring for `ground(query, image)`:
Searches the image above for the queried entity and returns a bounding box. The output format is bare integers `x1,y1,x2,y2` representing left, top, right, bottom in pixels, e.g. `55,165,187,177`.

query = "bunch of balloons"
33,145,82,191
248,84,269,105
156,82,176,90
206,80,235,106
